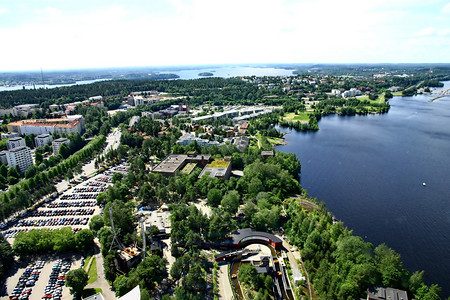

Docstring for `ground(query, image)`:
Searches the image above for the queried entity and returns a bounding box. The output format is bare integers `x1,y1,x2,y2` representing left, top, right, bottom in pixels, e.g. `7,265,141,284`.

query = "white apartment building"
1,132,20,140
35,134,53,147
7,115,85,136
52,138,70,155
6,137,26,150
5,146,33,173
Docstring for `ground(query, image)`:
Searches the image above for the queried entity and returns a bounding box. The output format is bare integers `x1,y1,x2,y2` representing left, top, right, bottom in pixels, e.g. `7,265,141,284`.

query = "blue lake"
277,83,450,297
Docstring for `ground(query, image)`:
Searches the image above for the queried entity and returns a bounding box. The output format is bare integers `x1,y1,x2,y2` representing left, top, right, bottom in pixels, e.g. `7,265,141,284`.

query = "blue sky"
0,0,449,71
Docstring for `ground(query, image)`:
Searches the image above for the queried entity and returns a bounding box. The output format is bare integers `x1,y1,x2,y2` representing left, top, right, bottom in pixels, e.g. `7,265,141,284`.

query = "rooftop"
8,146,29,153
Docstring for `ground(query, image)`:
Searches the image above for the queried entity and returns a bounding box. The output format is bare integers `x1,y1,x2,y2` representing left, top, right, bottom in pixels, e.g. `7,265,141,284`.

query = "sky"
0,0,449,71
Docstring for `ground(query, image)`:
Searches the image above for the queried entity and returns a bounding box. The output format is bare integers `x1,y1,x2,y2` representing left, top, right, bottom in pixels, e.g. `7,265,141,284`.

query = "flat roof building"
52,138,70,155
5,146,33,173
7,115,85,136
6,137,26,150
152,153,211,176
198,158,232,180
35,133,52,148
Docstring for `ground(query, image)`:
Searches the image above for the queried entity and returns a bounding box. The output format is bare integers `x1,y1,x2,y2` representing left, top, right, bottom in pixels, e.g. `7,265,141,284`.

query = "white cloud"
416,27,436,36
442,2,450,14
0,7,7,14
0,0,449,70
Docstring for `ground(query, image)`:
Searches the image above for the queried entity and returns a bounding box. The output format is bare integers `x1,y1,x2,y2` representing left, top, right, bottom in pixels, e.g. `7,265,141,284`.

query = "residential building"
342,88,362,98
331,89,341,96
1,132,20,140
176,133,220,147
7,115,85,136
52,138,70,155
0,104,40,117
35,134,53,147
234,136,249,151
6,137,26,150
5,146,33,173
366,287,408,300
88,95,103,101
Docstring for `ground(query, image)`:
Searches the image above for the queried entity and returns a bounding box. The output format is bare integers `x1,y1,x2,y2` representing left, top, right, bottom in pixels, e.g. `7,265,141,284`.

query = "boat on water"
423,182,427,186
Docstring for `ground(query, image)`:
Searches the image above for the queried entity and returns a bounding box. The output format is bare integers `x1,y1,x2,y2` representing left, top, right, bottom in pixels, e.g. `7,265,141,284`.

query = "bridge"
430,88,450,102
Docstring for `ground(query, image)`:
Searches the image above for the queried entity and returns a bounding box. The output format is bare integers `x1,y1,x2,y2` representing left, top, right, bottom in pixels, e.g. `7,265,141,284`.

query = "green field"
283,112,310,123
87,257,97,284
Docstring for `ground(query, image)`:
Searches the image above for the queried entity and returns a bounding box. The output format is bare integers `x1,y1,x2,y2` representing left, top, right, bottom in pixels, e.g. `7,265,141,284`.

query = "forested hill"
0,78,250,108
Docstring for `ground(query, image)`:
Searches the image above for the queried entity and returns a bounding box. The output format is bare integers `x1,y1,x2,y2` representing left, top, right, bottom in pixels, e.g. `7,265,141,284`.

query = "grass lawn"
83,255,92,271
267,137,285,145
283,112,310,123
359,94,386,104
87,257,97,284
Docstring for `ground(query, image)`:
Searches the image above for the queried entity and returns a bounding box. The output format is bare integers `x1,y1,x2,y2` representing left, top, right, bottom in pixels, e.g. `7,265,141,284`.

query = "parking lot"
1,162,130,299
1,162,130,243
3,253,83,300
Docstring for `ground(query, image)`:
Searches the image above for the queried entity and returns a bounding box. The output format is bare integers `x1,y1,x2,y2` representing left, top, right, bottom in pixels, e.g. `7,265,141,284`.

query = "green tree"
35,151,44,165
0,235,14,280
59,142,71,159
89,215,105,235
207,188,222,207
75,229,95,253
221,190,240,214
66,268,89,295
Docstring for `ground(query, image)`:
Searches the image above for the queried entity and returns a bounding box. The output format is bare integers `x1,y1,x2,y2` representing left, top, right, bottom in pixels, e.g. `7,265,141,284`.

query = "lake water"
0,79,110,92
0,66,295,92
171,66,295,79
277,82,450,297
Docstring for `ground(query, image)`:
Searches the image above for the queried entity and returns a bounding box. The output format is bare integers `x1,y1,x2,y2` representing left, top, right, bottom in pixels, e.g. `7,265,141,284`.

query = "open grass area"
359,94,386,104
283,112,310,122
87,257,97,284
267,137,285,145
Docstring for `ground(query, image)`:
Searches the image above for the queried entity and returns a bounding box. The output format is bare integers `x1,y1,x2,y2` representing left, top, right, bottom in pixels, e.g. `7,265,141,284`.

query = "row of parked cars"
2,228,28,238
95,175,112,183
85,181,107,187
46,201,97,208
15,217,89,228
60,193,98,200
42,259,71,300
29,208,95,217
73,187,107,193
9,261,45,299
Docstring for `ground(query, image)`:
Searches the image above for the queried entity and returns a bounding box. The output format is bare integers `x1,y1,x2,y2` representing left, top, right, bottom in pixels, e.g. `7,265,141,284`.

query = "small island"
198,72,214,77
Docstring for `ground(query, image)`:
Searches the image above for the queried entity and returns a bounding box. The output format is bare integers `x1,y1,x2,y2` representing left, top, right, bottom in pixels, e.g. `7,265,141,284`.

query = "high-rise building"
35,133,53,147
6,137,26,150
5,146,33,173
52,138,70,155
